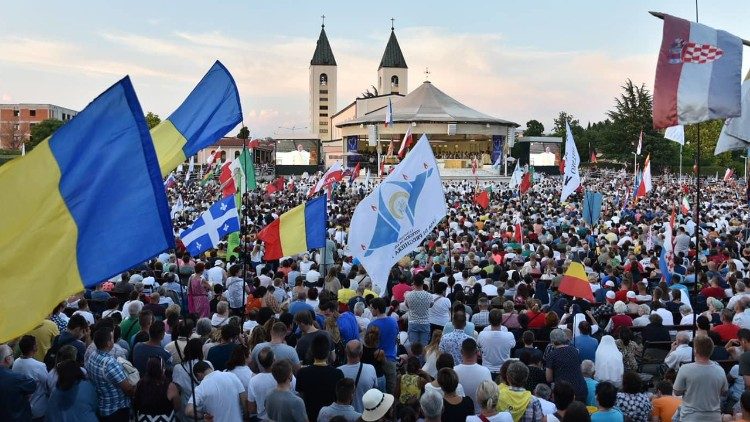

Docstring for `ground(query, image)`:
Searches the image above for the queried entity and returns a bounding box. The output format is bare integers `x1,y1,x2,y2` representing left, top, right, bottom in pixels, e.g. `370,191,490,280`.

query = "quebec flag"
180,196,240,256
349,135,447,294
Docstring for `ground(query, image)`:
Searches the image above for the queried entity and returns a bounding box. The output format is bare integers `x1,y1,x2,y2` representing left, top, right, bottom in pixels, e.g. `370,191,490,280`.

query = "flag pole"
691,1,700,361
240,138,250,325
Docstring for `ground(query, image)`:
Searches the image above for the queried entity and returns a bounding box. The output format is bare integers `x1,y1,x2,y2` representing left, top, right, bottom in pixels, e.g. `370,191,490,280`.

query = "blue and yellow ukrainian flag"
151,60,242,176
0,77,174,342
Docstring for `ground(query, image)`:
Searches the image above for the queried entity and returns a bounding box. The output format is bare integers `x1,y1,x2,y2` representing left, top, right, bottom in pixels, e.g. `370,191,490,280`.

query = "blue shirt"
338,312,360,344
369,317,399,361
585,377,599,407
46,380,99,422
85,350,129,416
0,366,36,421
591,408,624,422
574,335,599,363
289,301,314,318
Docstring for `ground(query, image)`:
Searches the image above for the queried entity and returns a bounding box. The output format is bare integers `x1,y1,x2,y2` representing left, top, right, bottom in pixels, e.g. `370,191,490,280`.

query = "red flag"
350,162,361,182
379,161,385,177
590,148,597,163
513,222,523,243
559,262,594,301
219,161,236,197
519,172,531,194
474,190,489,209
398,127,413,158
724,168,734,182
247,139,261,149
265,184,277,194
559,158,565,173
310,162,344,197
273,176,285,191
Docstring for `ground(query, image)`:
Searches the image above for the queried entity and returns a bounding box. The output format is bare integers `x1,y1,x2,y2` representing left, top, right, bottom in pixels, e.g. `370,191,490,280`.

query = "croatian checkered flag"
180,196,240,256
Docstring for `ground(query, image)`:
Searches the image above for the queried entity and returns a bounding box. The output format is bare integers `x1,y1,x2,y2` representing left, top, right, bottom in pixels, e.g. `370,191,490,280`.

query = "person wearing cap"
595,279,615,304
592,291,616,322
624,291,640,314
206,260,227,286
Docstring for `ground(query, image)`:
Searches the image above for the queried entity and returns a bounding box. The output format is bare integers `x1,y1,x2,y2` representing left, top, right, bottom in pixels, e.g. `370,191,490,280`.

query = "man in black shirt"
296,334,344,421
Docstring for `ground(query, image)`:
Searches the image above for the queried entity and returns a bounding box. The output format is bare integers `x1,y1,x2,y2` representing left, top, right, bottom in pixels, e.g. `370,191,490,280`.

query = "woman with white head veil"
594,335,623,388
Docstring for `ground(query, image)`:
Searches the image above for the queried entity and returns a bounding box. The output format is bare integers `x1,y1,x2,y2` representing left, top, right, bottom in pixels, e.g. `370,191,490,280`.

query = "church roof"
310,26,336,66
341,81,518,126
378,30,407,69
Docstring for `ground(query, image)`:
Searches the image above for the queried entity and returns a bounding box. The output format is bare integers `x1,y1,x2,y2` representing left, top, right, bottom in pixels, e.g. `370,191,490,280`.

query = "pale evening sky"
0,0,748,137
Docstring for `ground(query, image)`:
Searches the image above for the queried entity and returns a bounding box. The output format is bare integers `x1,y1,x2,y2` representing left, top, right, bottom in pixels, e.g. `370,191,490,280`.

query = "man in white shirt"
728,282,750,312
186,361,247,422
733,298,750,330
258,268,273,288
533,384,557,416
247,348,296,420
453,338,492,413
476,309,515,377
299,254,313,274
632,304,651,327
12,336,48,419
72,299,96,326
665,332,693,370
206,260,227,286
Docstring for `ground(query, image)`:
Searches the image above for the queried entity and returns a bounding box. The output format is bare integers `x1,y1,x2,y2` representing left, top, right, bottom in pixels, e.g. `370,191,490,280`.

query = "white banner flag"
664,125,685,145
715,78,750,155
560,122,580,202
348,135,447,294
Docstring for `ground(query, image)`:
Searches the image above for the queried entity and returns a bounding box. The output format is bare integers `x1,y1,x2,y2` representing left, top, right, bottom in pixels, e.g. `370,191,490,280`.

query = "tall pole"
679,144,683,184
691,0,700,360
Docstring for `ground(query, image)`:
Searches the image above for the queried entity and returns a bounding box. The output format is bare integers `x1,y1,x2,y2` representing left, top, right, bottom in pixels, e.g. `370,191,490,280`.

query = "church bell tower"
309,17,337,140
377,20,408,96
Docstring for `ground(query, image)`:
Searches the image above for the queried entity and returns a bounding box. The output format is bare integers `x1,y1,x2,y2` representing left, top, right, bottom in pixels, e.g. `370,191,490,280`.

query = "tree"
524,120,544,136
145,112,161,129
552,112,580,139
29,119,65,149
237,126,250,140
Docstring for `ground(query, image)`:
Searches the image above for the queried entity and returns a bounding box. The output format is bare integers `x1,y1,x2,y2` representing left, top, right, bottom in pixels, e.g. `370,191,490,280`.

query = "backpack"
43,334,76,370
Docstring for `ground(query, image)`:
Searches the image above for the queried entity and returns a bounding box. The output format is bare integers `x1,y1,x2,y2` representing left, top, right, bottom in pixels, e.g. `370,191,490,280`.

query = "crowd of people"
3,165,750,422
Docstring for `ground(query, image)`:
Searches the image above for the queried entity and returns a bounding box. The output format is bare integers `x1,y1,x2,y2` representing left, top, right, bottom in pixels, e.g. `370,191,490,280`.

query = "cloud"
0,27,659,136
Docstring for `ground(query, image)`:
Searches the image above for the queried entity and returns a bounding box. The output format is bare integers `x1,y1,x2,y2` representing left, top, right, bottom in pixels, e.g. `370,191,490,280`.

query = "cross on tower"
390,17,395,31
424,67,431,81
321,14,325,28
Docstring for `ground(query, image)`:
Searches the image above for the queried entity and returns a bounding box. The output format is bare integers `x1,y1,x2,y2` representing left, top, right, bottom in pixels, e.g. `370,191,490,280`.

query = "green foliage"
29,119,65,149
524,120,544,136
518,80,744,172
551,111,580,139
145,112,161,129
237,126,250,140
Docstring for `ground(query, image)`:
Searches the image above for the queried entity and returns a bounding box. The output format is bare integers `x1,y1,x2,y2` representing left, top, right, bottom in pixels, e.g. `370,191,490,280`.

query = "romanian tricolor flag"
0,78,174,342
257,196,328,260
151,61,242,176
558,262,594,301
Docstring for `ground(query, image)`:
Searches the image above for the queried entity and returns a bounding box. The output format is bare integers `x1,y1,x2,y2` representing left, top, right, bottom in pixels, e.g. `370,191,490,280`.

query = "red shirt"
526,311,547,329
615,289,629,303
392,283,413,303
610,314,633,335
712,323,740,342
700,286,726,299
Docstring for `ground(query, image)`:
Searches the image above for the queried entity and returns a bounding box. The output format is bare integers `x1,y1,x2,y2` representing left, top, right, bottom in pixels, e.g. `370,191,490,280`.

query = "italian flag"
681,196,690,215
